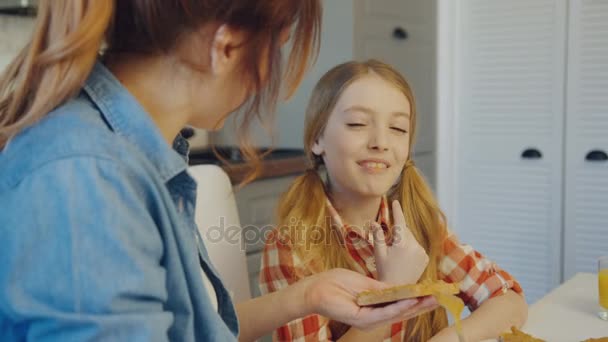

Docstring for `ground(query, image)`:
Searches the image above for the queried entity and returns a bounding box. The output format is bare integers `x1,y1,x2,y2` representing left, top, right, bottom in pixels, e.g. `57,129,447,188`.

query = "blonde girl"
260,60,527,341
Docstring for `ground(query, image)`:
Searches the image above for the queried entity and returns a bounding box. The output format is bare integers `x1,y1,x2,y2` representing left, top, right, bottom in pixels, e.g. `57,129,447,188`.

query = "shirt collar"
83,62,188,182
325,195,391,242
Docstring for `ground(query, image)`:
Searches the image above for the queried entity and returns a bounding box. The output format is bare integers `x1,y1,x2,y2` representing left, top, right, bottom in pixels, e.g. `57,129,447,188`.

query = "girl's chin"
329,174,397,198
352,186,392,199
356,180,398,196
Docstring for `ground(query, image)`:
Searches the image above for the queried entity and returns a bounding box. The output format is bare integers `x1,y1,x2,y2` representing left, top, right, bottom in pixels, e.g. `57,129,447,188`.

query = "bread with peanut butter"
356,280,459,306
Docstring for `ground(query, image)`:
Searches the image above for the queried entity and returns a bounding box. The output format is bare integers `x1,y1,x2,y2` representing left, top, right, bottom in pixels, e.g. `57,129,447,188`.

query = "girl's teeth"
364,162,386,169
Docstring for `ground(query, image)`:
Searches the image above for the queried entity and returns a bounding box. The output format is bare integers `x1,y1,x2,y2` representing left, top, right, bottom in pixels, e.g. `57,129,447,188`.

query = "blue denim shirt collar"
83,62,188,183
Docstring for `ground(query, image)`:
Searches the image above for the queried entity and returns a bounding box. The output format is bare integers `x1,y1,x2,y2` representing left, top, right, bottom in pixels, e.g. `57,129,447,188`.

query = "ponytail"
0,0,114,149
390,159,449,340
276,168,356,274
396,160,448,263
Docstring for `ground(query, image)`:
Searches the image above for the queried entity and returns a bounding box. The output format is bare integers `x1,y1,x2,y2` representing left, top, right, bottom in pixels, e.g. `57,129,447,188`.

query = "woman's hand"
372,200,429,285
303,268,439,331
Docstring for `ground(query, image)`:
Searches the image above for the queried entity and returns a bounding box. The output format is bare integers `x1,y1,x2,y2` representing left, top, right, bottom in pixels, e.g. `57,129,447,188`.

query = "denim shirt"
0,62,239,341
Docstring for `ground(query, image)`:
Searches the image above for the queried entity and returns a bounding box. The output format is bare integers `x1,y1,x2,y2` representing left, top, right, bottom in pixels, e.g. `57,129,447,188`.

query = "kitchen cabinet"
439,0,608,303
562,0,608,283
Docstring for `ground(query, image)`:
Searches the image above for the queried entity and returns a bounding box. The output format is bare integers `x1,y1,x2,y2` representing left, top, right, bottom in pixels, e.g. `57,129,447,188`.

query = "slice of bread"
357,280,460,306
499,327,545,342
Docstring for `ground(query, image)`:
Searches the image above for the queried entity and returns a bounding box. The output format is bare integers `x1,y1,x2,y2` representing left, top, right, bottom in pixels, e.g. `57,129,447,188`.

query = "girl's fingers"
372,222,388,259
391,200,411,248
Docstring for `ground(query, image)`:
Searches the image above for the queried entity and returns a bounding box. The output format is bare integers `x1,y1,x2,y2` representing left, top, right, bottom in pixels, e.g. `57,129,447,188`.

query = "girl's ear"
311,139,324,156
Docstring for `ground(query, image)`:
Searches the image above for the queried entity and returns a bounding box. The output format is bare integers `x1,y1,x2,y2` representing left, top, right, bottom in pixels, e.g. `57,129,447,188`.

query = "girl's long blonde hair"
276,59,449,340
0,0,322,182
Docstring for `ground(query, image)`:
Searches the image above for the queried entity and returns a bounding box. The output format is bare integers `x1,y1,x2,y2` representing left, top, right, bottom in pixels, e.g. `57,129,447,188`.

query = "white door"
354,0,437,188
453,0,567,303
563,0,608,280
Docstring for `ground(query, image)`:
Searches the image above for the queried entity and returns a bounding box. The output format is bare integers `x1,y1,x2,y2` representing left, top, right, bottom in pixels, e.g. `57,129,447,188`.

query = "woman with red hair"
0,2,431,341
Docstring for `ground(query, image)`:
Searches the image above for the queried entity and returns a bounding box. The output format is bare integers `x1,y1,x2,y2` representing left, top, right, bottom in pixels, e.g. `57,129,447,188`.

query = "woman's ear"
210,24,245,76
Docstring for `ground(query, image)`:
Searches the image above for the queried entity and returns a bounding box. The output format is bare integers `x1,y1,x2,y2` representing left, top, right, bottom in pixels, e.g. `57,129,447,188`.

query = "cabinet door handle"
585,150,608,162
521,148,542,159
392,27,408,40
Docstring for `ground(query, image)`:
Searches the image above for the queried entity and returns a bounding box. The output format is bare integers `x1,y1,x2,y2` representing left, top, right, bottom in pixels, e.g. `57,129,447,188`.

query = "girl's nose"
368,128,389,151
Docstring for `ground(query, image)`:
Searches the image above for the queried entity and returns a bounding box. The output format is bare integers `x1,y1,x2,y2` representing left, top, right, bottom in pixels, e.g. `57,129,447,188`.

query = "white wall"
436,0,457,219
0,15,35,72
213,2,354,148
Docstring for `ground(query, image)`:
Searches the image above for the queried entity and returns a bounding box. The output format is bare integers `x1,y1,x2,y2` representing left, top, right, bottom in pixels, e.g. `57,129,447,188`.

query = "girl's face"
312,75,411,198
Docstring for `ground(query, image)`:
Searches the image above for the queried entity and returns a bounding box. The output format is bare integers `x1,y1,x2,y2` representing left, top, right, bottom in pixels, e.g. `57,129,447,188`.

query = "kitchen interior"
1,0,606,341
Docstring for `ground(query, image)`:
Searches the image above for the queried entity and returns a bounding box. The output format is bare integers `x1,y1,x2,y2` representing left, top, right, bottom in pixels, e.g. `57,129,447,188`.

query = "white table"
520,272,608,341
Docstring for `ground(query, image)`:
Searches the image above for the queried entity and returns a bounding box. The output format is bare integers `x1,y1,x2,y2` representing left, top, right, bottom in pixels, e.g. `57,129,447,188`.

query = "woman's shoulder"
0,97,147,190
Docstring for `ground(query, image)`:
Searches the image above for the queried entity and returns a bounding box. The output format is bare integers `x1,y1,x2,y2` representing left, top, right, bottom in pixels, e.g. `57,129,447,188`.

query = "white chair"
189,164,251,303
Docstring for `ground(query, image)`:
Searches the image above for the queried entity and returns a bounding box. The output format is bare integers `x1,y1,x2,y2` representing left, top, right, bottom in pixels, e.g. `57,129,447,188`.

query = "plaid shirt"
259,197,523,342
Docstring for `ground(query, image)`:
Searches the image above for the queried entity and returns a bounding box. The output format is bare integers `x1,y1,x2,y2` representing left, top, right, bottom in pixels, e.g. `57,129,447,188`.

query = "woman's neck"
329,189,382,236
105,54,194,145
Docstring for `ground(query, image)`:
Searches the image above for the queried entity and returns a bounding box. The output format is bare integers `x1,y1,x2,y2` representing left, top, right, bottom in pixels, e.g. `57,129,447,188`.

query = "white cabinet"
439,0,608,303
563,0,608,280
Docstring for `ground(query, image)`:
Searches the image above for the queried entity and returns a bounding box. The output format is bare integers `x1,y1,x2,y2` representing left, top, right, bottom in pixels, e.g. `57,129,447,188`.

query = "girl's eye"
391,127,408,133
347,123,366,127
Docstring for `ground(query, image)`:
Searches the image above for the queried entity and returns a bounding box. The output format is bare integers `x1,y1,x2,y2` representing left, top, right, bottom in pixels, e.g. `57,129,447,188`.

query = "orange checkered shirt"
258,197,523,341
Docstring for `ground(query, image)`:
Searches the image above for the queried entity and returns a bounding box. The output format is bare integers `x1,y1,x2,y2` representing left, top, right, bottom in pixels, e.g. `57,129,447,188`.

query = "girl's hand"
303,268,439,331
427,326,463,342
372,200,429,285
